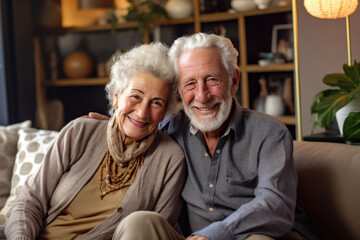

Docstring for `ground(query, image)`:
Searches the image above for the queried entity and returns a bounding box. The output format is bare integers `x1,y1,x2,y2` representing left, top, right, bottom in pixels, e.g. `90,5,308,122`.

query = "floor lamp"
291,0,358,141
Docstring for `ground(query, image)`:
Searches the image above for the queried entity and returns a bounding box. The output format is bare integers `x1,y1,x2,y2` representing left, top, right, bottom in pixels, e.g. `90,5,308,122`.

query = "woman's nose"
136,102,149,119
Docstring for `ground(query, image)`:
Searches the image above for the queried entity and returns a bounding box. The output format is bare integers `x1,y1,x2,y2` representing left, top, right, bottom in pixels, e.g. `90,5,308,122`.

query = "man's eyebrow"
153,97,166,102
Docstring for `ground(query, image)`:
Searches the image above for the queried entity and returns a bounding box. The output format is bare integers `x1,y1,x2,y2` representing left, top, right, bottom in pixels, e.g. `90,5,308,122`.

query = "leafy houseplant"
125,0,168,36
311,61,360,144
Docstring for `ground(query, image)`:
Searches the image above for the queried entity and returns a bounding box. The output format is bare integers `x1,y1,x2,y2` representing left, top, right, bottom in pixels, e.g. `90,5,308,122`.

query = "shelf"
276,115,296,125
36,6,292,35
245,63,293,72
241,5,292,16
44,78,109,87
199,5,292,22
155,17,195,26
35,1,295,132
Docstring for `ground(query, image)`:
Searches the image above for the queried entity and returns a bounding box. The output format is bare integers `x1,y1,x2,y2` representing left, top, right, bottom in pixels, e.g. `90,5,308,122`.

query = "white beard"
183,91,233,132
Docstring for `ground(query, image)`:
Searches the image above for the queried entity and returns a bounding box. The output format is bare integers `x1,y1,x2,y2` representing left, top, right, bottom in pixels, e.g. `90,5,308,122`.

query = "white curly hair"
105,42,177,116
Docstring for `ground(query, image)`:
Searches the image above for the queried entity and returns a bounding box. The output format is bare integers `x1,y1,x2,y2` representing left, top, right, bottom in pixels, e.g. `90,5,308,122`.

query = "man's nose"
195,82,210,103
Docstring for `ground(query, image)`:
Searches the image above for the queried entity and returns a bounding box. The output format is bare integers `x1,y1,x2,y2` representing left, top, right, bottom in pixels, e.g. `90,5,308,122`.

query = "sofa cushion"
294,141,360,240
0,121,31,210
0,128,58,225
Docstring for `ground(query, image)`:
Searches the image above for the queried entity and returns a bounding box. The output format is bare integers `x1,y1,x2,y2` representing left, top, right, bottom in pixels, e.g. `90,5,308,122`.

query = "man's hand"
88,112,110,120
186,235,210,240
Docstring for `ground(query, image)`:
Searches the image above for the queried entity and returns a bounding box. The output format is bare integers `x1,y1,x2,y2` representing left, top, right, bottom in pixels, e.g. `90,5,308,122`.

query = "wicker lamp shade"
304,0,358,19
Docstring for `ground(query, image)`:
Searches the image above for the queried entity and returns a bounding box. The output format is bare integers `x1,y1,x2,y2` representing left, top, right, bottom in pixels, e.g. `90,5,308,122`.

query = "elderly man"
96,33,316,240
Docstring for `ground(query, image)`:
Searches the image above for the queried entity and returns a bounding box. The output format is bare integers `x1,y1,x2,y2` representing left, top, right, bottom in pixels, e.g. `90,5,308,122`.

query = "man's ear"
231,68,240,97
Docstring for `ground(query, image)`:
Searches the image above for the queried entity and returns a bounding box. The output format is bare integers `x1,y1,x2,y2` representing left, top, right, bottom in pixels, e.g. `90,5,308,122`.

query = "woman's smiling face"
113,72,169,142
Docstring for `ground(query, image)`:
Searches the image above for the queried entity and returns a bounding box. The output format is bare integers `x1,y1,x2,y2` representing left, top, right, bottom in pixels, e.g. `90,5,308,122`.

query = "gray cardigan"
5,118,186,240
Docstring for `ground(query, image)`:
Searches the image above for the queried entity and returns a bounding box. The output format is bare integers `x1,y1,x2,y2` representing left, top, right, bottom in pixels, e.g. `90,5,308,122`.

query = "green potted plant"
125,0,168,36
311,61,360,144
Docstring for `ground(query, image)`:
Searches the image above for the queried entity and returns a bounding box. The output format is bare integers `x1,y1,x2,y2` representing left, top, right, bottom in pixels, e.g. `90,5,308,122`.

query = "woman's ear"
113,93,119,108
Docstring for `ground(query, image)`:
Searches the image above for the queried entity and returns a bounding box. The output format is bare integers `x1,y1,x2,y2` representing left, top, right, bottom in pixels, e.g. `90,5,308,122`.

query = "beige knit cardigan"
5,118,186,240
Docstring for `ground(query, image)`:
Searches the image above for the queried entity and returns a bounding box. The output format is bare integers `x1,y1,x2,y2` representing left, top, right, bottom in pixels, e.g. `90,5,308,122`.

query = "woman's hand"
186,235,210,240
88,112,110,120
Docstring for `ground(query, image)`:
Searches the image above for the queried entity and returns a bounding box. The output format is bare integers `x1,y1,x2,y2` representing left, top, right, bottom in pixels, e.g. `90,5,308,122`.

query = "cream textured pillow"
0,121,31,210
0,128,59,225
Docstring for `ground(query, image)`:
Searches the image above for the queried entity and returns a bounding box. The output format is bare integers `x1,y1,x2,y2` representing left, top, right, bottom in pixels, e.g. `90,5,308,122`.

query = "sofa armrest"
294,141,360,240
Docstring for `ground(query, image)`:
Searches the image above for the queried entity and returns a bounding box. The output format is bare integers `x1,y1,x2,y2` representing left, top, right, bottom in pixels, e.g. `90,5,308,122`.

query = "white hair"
105,42,177,116
168,32,239,88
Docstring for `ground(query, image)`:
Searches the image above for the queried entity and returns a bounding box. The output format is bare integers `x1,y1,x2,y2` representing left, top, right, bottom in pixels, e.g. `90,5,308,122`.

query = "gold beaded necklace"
98,149,144,199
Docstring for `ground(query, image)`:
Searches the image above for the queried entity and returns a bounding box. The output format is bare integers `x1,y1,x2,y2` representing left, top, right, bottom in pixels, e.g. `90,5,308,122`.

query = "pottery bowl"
231,0,257,12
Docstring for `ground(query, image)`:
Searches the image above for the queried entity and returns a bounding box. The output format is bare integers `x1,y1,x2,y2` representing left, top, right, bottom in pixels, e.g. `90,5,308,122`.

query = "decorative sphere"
63,52,94,78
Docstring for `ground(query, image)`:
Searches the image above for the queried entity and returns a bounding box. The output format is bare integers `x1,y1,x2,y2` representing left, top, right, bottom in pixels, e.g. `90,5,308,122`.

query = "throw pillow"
0,121,31,210
0,128,59,225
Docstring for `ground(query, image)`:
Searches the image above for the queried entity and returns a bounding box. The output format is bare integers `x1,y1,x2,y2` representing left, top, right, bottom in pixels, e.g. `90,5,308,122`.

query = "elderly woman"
4,43,186,239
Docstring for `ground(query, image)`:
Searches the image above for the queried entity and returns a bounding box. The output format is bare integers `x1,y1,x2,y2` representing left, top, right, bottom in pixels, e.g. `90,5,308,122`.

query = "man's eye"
207,78,220,85
185,81,196,88
152,101,164,108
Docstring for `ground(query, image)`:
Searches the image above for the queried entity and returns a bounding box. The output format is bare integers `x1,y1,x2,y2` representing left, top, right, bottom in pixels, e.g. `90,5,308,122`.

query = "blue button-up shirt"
160,100,316,240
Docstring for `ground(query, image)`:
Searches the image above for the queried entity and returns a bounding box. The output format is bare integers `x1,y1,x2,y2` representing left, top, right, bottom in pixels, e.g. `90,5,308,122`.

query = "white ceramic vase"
165,0,193,19
254,0,272,9
264,95,285,117
231,0,257,12
335,96,360,136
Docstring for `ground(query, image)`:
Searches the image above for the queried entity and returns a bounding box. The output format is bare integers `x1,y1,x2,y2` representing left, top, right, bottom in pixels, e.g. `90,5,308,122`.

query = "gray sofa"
1,139,359,239
294,141,360,240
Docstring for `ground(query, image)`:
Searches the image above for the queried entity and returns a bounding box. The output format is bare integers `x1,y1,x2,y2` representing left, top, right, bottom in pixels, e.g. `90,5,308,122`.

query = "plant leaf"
343,112,360,144
311,89,355,131
343,62,360,86
323,73,356,92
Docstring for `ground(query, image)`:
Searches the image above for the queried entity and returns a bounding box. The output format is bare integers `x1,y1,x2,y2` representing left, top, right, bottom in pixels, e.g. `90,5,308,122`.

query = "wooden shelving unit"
37,1,295,129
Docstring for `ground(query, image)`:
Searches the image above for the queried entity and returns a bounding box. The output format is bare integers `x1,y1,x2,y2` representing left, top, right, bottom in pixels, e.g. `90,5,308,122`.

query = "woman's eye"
131,95,140,99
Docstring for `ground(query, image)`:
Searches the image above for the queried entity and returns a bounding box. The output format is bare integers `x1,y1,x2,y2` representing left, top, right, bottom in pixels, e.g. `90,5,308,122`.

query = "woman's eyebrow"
131,88,145,94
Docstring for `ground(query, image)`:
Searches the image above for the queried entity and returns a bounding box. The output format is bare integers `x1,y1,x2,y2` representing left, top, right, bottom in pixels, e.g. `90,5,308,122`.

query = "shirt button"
117,207,123,213
209,208,214,212
204,153,209,157
216,149,221,154
209,184,214,188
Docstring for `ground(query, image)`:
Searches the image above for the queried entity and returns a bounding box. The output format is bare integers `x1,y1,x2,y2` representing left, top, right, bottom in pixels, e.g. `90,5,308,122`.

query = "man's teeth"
197,105,216,110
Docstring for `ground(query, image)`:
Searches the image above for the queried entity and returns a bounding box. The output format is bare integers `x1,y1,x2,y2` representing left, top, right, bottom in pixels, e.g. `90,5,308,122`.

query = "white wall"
295,1,360,137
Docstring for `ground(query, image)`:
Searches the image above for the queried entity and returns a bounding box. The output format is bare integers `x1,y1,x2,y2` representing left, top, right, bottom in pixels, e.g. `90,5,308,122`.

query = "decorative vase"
63,52,94,78
254,0,272,9
253,76,268,113
38,0,62,29
165,0,193,19
335,96,360,136
264,95,285,117
231,0,257,12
